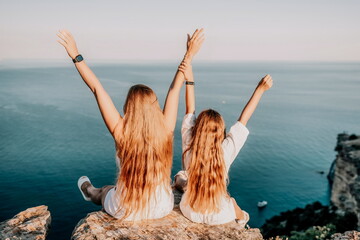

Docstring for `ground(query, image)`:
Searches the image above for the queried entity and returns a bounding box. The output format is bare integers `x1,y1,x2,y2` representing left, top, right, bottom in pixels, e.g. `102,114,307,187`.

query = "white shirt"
103,153,174,221
104,184,174,221
179,113,249,225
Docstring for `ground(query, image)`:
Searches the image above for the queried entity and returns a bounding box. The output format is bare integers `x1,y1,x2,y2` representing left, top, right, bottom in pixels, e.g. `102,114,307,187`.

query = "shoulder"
182,113,196,128
228,121,249,137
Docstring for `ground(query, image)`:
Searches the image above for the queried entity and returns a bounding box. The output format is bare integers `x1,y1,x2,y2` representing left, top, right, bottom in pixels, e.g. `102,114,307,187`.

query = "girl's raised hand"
257,75,273,91
185,28,205,59
57,30,80,59
178,61,194,82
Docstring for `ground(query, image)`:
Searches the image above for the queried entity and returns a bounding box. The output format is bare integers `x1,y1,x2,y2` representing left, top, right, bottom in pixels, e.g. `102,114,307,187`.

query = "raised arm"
163,28,205,131
178,61,195,114
238,75,273,126
57,30,122,136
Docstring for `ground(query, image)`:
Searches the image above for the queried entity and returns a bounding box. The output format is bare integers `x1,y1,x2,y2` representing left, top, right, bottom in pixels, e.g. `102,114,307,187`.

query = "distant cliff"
328,133,360,227
261,133,359,239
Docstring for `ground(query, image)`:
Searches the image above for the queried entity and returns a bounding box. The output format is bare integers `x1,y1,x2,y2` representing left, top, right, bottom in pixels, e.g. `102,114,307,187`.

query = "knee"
174,174,188,193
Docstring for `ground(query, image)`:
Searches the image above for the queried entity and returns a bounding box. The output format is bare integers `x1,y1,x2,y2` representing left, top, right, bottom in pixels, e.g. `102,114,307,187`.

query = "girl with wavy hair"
57,29,204,220
175,49,273,226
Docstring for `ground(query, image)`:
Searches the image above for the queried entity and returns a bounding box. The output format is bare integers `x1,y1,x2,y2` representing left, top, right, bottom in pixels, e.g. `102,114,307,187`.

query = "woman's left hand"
57,30,80,59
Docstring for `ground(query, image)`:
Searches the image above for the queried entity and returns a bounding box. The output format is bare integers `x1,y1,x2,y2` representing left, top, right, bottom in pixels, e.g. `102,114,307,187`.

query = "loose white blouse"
179,113,249,225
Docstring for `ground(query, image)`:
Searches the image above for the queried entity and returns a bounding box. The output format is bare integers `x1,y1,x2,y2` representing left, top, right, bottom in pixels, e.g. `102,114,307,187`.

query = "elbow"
238,118,248,126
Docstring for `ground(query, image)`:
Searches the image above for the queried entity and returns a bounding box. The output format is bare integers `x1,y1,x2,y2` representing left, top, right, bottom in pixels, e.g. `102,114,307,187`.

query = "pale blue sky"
0,0,359,61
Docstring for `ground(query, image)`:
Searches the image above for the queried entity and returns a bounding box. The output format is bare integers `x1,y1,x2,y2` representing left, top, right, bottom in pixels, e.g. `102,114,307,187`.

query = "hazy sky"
0,0,359,61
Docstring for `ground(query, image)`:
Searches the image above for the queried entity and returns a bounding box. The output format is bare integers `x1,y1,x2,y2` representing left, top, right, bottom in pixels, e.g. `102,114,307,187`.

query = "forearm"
163,28,203,130
238,87,265,126
163,68,185,131
184,56,195,114
185,84,195,114
74,61,102,94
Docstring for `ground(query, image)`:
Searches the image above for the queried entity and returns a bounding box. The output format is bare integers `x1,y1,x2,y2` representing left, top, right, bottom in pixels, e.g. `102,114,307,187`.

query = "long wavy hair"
183,109,229,214
113,84,173,219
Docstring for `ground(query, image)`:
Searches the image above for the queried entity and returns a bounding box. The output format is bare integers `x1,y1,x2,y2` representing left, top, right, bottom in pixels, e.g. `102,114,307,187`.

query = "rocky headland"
261,133,360,239
328,133,360,227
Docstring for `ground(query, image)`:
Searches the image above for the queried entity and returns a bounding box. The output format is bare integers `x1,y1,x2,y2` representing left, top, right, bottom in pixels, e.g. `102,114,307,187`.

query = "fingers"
180,61,191,69
57,40,66,47
181,61,188,67
262,74,273,88
262,74,272,81
58,30,75,44
193,28,204,39
62,29,73,38
190,29,199,40
190,28,204,41
196,34,205,44
178,66,185,73
57,32,68,43
178,60,191,72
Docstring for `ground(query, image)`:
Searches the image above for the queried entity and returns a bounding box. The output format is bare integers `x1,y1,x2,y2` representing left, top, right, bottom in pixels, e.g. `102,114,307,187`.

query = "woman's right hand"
57,30,80,60
185,28,205,60
257,74,273,91
178,61,194,82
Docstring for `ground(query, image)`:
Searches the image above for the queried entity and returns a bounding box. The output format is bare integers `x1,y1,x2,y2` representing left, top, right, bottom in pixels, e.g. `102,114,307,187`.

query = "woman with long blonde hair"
175,47,273,226
57,29,204,220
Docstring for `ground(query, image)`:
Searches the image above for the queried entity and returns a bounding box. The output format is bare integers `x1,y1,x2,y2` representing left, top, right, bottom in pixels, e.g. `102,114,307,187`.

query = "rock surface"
328,133,360,227
72,190,263,240
0,205,51,240
331,230,360,240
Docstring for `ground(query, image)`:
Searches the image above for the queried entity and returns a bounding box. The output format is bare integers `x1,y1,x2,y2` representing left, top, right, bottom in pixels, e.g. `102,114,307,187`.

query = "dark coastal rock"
0,205,51,240
260,201,357,239
328,133,360,227
71,190,263,240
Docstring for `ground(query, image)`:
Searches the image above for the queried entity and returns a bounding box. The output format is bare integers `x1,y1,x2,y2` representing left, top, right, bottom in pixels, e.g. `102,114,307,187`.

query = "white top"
179,113,249,225
103,153,174,221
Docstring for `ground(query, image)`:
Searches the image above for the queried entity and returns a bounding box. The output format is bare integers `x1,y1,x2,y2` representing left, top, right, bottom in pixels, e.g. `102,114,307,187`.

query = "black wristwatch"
72,54,84,63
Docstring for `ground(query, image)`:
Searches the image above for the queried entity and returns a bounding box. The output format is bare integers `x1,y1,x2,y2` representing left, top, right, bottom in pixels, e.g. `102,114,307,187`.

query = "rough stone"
0,205,51,240
331,230,360,240
72,190,263,240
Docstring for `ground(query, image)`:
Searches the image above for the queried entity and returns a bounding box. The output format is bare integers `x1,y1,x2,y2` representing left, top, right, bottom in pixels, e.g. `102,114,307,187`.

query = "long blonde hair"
113,84,173,219
184,109,228,214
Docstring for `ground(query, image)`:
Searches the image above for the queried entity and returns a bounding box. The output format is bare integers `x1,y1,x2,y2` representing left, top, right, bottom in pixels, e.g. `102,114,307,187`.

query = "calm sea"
1,61,359,239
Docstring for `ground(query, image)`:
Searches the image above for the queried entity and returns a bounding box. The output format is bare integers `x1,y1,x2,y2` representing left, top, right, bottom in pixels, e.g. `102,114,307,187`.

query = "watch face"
76,55,83,62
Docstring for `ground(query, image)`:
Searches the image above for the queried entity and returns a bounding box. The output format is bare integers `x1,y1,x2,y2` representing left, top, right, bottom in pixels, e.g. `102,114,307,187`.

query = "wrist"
186,77,194,82
70,52,80,60
255,85,266,93
184,53,193,62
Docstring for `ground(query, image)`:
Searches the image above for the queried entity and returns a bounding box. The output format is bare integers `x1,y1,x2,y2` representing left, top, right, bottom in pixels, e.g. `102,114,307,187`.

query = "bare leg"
81,181,114,206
